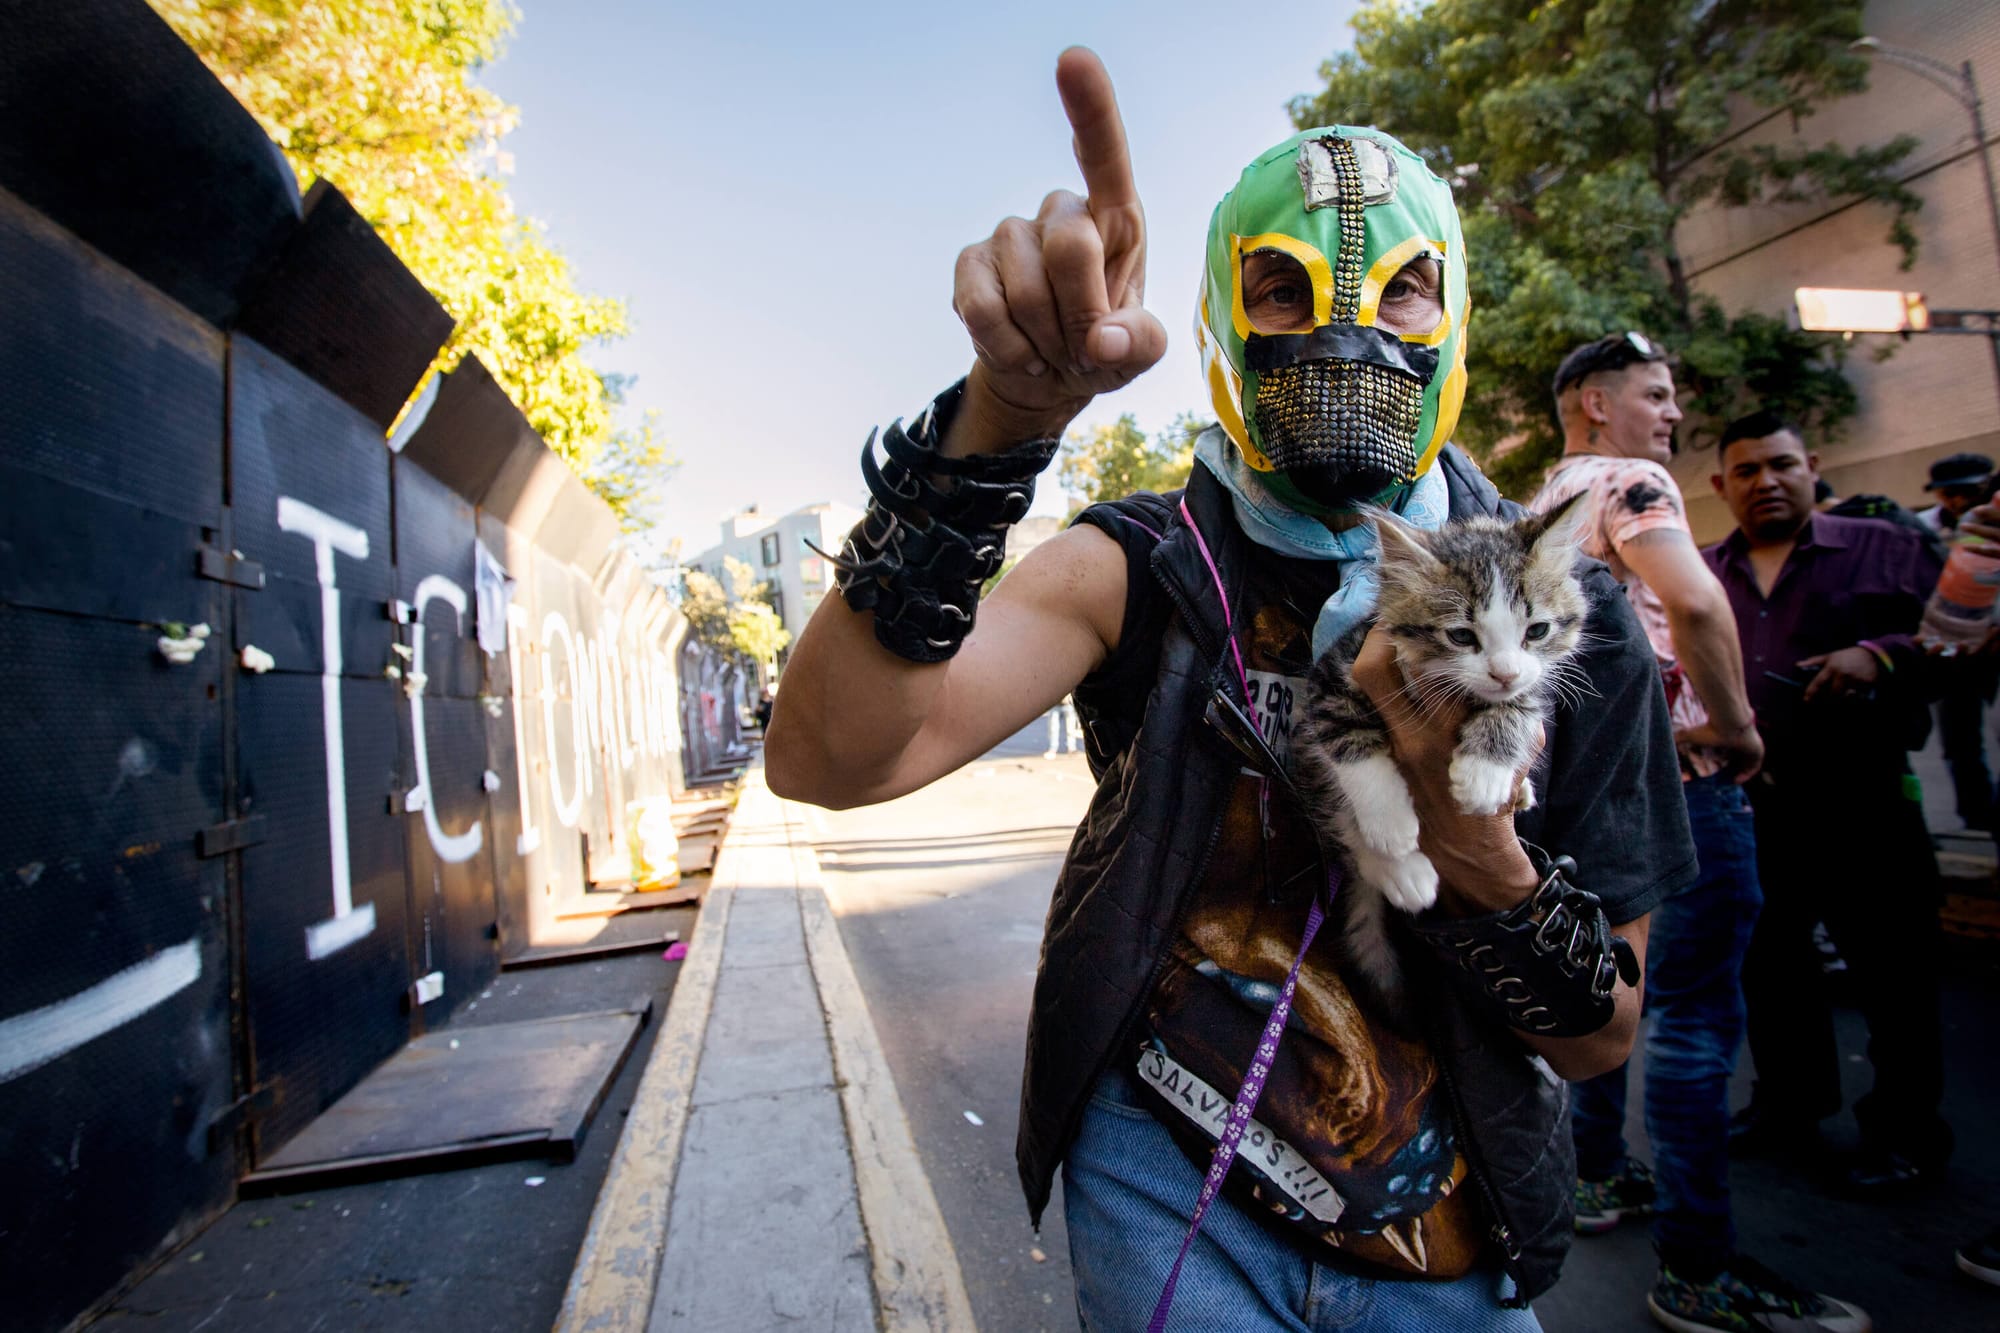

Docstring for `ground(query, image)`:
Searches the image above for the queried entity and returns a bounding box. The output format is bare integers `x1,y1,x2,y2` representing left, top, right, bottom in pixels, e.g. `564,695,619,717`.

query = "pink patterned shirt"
1534,454,1714,777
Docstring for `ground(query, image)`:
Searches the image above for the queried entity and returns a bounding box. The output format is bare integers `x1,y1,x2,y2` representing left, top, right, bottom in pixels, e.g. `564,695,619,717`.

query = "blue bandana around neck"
1192,427,1449,660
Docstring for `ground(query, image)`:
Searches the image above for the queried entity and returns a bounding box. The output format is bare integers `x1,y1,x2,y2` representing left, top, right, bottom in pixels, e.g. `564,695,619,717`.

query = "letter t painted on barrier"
277,496,377,961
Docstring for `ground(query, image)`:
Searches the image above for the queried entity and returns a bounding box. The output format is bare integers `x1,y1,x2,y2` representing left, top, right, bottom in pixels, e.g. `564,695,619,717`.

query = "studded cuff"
1408,843,1642,1038
820,381,1058,663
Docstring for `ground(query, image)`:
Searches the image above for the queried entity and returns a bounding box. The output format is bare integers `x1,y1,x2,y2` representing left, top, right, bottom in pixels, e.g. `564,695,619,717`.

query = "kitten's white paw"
1450,755,1518,816
1369,848,1438,913
1337,755,1420,855
1512,776,1537,812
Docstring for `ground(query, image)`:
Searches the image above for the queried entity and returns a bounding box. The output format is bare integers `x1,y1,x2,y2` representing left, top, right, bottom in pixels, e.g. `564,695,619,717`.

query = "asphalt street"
806,718,1089,1333
809,721,2000,1332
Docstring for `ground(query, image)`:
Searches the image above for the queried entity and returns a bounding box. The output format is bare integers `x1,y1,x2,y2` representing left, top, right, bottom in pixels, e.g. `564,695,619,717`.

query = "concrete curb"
555,771,974,1332
791,809,980,1332
553,802,739,1333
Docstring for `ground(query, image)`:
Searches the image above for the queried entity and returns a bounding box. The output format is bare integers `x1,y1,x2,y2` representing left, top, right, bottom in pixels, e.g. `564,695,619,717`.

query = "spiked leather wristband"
1409,842,1641,1037
823,381,1059,663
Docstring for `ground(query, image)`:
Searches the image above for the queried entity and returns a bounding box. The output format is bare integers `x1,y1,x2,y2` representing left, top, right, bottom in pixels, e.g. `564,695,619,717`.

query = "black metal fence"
0,6,742,1328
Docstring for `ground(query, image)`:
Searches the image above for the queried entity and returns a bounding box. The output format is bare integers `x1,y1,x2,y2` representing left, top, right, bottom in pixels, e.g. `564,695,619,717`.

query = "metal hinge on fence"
196,543,266,589
196,815,268,857
206,1082,281,1155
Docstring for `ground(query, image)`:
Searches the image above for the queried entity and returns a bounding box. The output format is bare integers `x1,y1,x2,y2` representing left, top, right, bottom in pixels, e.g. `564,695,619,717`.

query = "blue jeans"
1570,774,1761,1272
1064,1065,1543,1331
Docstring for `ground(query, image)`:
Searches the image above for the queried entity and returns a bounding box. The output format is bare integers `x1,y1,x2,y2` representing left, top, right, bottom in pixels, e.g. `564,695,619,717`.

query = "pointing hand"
948,48,1168,453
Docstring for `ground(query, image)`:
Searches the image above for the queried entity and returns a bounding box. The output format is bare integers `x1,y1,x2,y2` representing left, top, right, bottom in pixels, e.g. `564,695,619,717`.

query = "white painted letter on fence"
506,602,542,856
406,574,485,864
276,496,377,961
541,611,585,828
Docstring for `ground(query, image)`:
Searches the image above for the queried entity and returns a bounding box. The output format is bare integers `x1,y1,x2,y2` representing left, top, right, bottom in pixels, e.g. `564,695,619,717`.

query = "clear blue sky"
487,0,1362,557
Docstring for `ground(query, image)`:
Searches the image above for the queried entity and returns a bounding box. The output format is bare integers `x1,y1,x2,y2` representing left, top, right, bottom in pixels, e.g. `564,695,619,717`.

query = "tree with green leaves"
1058,411,1206,507
680,556,789,664
678,568,732,652
584,375,677,535
726,602,791,667
1290,0,1919,493
152,0,675,525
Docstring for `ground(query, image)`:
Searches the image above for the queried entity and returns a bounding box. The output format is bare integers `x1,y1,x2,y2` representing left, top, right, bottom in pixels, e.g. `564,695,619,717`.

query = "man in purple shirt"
1703,411,1950,1196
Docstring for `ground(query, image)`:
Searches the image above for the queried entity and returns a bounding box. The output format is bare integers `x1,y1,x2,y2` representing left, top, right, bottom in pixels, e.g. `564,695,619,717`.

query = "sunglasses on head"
1553,331,1665,396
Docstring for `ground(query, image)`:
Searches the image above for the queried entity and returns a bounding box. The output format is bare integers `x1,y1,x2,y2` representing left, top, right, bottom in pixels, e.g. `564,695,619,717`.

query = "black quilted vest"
1016,447,1585,1302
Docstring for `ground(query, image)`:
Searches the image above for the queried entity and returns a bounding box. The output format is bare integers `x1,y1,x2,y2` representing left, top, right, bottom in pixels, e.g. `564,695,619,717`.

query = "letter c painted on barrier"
407,575,485,863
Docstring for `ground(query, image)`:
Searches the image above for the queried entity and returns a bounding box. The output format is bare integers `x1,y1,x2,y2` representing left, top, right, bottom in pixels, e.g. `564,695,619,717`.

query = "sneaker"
1957,1223,2000,1287
1648,1255,1871,1333
1837,1144,1945,1198
1811,920,1848,976
1574,1158,1655,1235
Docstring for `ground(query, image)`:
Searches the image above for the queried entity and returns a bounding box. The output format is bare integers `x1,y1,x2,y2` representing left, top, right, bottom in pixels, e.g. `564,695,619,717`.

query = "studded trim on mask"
1317,137,1368,323
1252,359,1424,497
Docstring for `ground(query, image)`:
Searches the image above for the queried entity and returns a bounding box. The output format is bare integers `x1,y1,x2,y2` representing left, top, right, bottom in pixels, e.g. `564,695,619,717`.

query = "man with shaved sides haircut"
770,49,1709,1329
1530,340,1872,1331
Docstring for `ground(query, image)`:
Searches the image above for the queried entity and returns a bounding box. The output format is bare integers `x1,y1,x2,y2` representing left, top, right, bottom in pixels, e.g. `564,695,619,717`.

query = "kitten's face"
1371,498,1589,705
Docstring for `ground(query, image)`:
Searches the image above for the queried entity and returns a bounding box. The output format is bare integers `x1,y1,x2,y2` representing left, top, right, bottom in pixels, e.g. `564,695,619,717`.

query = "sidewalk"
558,768,974,1333
91,909,700,1332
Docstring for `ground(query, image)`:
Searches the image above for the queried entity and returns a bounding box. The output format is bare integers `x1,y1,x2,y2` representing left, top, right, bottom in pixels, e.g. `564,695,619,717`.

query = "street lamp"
1849,37,2000,402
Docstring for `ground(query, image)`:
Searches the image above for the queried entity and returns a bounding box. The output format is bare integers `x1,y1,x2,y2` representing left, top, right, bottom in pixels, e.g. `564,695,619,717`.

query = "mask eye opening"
1240,249,1317,336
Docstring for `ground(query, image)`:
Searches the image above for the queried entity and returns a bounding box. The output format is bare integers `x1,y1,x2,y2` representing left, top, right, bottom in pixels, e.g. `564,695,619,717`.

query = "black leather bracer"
822,381,1058,663
1409,843,1642,1037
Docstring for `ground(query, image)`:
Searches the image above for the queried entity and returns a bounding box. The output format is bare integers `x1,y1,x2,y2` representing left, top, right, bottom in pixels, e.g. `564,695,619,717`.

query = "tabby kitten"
1293,494,1590,1001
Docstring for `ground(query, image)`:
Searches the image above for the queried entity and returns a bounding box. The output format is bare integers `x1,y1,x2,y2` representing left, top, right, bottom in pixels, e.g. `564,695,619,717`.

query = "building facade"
1668,0,2000,540
682,501,865,641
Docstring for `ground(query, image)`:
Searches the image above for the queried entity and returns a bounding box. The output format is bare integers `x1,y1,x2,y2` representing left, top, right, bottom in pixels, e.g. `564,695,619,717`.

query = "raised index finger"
1055,47,1138,210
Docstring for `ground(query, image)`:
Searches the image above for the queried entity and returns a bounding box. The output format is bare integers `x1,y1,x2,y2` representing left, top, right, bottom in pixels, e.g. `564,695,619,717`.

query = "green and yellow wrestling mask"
1195,127,1469,514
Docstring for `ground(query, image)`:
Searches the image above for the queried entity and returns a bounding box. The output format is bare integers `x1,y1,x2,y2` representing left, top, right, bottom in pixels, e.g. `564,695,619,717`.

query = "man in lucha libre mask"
1196,126,1468,516
772,50,1699,1331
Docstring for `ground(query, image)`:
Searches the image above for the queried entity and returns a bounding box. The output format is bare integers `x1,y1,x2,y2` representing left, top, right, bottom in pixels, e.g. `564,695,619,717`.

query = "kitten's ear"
1526,490,1590,561
1368,507,1442,575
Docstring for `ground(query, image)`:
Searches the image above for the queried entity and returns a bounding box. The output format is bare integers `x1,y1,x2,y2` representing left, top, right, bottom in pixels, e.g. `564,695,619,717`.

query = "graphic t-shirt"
1533,454,1715,776
1071,479,1699,1283
1135,553,1486,1280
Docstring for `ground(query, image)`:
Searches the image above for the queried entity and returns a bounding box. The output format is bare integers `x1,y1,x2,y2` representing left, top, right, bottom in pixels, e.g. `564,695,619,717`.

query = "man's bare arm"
1619,527,1763,781
766,48,1162,810
765,522,1125,808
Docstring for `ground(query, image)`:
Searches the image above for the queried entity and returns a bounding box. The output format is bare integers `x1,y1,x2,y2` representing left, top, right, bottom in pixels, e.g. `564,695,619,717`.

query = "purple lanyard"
1145,500,1341,1332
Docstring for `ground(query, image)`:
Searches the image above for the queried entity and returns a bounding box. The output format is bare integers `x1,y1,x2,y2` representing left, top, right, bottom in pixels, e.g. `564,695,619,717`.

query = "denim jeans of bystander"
1570,775,1761,1272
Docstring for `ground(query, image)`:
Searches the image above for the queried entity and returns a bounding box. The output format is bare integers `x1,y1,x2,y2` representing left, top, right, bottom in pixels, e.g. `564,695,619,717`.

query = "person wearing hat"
1914,453,2000,831
1528,337,1832,1332
1914,452,1996,538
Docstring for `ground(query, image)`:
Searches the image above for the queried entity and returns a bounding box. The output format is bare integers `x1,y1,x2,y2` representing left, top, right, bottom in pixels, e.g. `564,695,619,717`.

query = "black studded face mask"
1245,323,1439,507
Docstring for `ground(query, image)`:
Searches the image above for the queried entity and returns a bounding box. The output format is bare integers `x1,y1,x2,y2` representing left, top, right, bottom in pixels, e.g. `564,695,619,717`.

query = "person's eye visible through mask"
1375,258,1443,339
1243,251,1316,334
